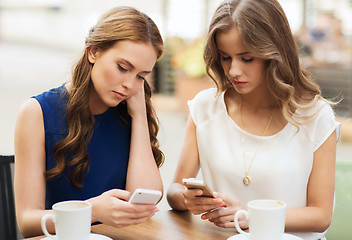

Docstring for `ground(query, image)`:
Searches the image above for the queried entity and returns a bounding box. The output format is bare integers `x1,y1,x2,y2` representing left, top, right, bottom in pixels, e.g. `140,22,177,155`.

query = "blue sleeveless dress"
34,85,131,209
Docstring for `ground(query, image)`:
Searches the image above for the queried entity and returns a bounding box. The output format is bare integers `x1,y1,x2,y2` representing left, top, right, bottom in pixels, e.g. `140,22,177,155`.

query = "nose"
228,60,242,78
121,75,135,89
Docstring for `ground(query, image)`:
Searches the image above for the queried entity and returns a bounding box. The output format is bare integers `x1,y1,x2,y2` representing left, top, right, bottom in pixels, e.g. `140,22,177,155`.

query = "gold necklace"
240,97,273,186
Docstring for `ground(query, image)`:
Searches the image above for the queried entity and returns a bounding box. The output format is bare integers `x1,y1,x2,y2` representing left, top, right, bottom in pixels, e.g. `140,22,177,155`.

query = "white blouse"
188,88,340,240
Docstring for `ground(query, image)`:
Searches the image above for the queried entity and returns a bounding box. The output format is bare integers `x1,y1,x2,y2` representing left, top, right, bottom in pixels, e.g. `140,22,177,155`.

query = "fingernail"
201,215,206,220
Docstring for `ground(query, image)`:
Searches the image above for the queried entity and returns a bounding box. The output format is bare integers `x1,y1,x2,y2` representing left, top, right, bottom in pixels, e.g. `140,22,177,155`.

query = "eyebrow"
218,50,249,56
120,59,152,74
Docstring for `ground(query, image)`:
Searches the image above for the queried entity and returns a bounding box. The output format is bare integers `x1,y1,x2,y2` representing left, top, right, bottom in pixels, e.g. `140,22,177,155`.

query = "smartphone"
182,178,214,198
128,188,162,204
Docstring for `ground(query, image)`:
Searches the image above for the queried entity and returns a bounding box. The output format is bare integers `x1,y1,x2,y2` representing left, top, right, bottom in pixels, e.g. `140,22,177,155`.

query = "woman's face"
216,27,266,96
88,40,157,114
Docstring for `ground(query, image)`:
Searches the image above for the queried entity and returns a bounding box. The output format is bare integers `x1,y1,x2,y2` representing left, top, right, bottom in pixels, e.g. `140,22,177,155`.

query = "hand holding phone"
128,188,162,204
182,178,214,198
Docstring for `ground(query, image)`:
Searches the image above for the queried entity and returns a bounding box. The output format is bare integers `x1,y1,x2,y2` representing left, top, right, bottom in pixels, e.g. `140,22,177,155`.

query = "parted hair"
204,0,325,126
46,6,164,188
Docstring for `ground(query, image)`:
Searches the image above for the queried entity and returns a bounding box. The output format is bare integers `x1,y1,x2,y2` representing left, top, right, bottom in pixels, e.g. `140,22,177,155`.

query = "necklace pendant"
243,176,250,186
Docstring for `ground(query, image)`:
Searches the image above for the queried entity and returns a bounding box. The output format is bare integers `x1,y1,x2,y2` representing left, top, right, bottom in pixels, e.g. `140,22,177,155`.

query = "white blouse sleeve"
309,101,341,152
188,88,218,128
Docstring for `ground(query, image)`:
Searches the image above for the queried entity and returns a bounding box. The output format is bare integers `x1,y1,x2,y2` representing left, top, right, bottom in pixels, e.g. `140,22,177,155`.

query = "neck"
89,85,109,115
66,82,108,115
236,89,277,112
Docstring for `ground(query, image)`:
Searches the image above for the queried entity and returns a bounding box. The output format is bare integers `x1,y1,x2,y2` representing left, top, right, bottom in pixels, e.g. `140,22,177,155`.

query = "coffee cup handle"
234,210,249,236
41,214,56,238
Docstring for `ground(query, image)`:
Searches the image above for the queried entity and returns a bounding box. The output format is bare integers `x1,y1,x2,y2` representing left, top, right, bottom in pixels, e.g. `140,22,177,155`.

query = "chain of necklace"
240,97,273,186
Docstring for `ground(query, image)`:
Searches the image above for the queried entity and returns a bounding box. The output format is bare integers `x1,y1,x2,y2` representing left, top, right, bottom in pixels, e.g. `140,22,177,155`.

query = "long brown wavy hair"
204,0,327,126
46,6,164,188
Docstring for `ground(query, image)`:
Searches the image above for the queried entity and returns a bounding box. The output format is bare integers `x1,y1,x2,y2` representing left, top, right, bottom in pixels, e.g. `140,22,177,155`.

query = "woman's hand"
183,187,226,215
200,192,248,229
88,189,158,228
125,83,146,119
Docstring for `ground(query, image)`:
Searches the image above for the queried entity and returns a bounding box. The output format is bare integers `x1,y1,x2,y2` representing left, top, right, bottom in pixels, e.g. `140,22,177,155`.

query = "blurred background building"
0,0,351,114
0,0,351,239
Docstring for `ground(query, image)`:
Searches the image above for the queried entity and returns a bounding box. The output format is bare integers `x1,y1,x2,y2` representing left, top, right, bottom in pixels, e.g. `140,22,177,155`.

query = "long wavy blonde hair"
47,6,164,188
204,0,324,126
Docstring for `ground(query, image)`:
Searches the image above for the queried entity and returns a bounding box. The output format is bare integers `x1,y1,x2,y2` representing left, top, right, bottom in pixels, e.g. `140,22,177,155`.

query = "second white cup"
41,200,92,240
234,199,287,240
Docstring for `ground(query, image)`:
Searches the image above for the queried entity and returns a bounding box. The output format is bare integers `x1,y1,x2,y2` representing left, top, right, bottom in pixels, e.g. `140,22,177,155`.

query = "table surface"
25,210,237,240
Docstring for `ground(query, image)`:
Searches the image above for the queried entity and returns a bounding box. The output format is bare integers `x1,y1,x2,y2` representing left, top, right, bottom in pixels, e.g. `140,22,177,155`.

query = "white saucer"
41,233,112,240
227,233,303,240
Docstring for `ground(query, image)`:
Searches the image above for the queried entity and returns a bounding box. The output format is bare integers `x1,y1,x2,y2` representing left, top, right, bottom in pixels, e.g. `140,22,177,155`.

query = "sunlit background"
0,0,351,239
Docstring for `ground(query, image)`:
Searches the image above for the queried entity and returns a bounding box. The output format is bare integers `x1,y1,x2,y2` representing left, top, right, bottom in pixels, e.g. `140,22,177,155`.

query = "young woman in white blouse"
167,0,340,239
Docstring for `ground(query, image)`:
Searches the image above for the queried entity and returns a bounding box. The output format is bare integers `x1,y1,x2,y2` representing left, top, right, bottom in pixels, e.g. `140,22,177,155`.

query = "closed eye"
221,56,231,61
137,75,146,81
118,65,128,72
242,57,254,63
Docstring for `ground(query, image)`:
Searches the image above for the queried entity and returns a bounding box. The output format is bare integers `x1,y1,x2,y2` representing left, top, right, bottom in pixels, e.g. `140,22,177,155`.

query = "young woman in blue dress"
167,1,340,239
14,6,164,238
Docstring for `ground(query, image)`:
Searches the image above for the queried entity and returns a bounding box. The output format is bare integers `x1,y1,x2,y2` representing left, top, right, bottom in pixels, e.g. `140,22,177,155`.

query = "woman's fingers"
114,205,156,219
110,211,155,227
92,189,159,228
183,188,225,214
188,204,220,215
109,203,157,227
198,195,249,230
201,206,229,220
212,218,248,229
114,214,154,227
105,189,131,201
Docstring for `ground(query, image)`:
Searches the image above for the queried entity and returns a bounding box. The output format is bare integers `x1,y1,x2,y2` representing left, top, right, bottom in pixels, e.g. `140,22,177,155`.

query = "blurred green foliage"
167,37,207,78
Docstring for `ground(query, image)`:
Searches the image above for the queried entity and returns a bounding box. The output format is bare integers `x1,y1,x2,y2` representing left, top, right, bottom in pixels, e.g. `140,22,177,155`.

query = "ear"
87,46,99,64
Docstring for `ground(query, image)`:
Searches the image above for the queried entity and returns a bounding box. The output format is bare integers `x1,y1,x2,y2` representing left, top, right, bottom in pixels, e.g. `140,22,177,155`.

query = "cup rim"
52,200,92,211
247,199,287,210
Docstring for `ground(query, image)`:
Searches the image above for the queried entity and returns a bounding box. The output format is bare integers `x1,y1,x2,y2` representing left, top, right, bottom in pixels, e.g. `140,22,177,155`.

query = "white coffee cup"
234,199,287,240
41,200,92,240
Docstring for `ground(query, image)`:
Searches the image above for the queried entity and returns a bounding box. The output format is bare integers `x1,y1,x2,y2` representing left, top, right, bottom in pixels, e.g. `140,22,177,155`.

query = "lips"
113,91,126,99
231,80,247,86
